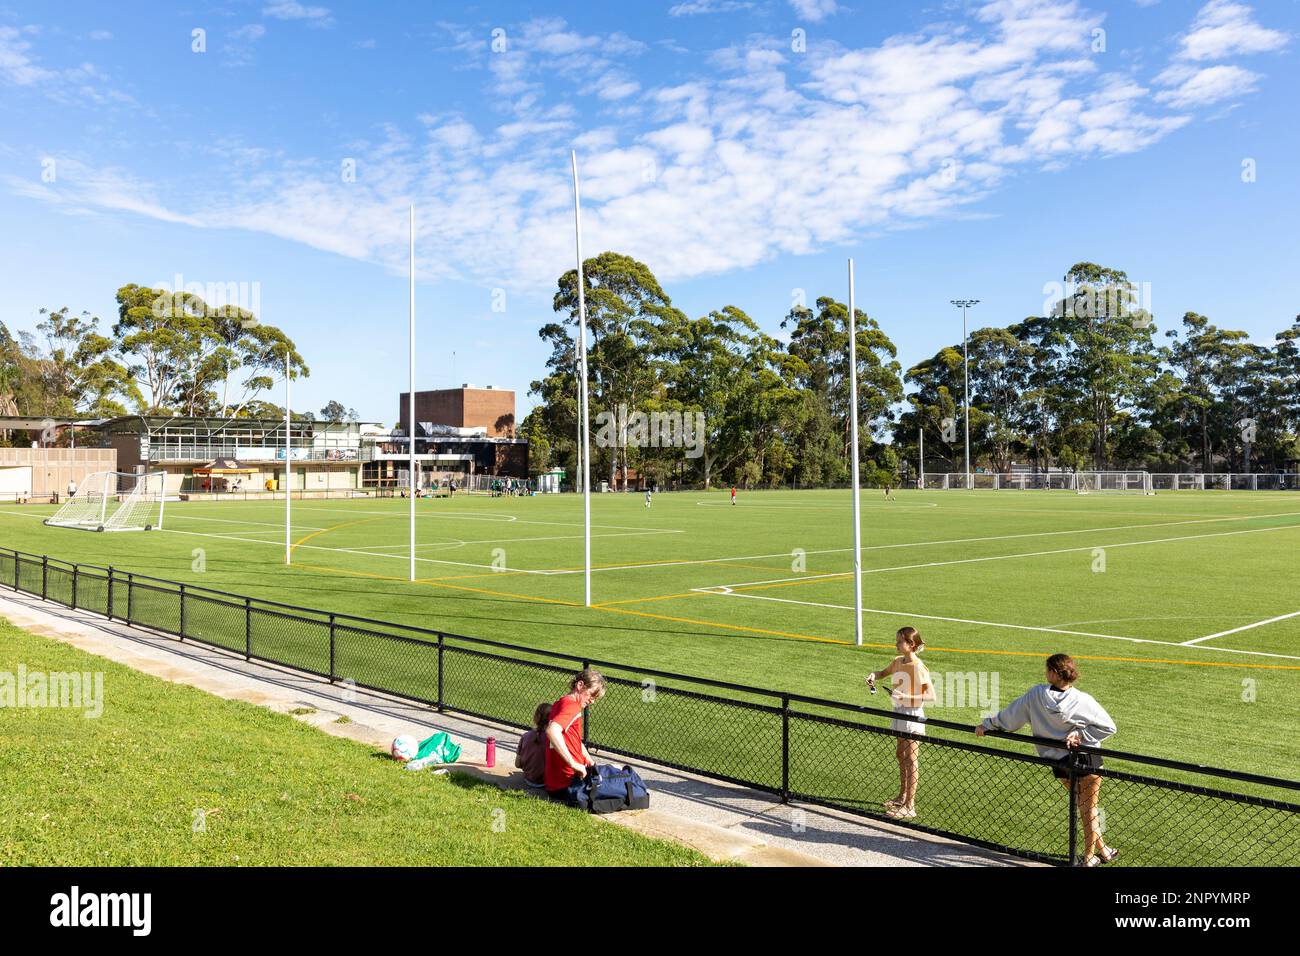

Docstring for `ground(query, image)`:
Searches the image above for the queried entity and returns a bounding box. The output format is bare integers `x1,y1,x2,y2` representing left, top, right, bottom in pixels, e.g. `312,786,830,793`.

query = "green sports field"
3,488,1298,779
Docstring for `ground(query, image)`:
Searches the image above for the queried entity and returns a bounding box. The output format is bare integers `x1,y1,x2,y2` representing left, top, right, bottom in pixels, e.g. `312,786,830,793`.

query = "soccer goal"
1076,471,1154,496
44,471,167,531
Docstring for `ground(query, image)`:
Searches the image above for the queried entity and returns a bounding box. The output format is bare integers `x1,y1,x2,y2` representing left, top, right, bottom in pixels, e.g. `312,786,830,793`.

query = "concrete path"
0,589,1035,868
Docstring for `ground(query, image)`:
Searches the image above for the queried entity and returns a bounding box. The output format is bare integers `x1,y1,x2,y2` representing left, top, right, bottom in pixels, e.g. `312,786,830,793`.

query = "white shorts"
891,705,926,737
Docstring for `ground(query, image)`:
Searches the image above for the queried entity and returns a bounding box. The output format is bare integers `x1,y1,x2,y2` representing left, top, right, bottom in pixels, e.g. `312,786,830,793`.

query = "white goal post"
44,471,167,532
1075,471,1154,496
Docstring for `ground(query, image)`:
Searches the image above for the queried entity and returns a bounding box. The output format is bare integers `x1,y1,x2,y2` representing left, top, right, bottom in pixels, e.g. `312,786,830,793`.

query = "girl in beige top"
866,626,935,819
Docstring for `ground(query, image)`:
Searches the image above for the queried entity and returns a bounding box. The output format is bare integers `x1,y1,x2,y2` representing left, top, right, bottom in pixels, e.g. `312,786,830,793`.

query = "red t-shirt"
543,693,586,791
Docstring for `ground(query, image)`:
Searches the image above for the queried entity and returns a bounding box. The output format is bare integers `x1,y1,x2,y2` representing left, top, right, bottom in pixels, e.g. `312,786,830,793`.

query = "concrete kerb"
0,588,1035,868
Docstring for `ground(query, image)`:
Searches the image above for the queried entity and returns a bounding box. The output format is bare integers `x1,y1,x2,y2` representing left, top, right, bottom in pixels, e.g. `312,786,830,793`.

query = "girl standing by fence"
866,626,935,819
976,653,1119,866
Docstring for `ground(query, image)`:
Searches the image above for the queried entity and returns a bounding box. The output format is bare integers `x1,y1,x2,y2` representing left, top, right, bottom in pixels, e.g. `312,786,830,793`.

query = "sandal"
886,806,916,819
1097,845,1120,864
883,797,905,809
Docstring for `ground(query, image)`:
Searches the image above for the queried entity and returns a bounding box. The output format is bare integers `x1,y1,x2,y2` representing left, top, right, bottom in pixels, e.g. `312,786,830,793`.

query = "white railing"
919,472,1300,491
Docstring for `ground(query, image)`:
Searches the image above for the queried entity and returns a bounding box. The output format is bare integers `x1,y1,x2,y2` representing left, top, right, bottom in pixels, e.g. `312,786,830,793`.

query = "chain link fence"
3,544,1296,866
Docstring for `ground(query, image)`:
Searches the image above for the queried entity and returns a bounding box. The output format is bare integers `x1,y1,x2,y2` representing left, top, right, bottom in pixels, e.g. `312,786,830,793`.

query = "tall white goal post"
43,471,167,532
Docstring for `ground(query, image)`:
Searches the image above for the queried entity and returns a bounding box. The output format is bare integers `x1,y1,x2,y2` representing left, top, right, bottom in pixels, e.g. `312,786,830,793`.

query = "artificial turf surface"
3,487,1298,784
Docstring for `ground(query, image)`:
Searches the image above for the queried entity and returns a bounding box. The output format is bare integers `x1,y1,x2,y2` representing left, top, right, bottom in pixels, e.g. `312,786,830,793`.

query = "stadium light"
950,299,979,488
571,151,592,607
847,259,863,647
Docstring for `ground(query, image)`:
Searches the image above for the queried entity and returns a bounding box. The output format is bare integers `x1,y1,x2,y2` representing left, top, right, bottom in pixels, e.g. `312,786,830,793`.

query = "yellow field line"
592,591,705,608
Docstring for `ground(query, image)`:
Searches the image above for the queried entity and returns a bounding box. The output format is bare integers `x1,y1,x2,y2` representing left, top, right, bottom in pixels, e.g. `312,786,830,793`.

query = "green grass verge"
0,619,713,866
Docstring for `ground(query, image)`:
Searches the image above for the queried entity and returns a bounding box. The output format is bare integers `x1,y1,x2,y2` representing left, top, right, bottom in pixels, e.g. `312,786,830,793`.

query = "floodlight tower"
950,299,979,488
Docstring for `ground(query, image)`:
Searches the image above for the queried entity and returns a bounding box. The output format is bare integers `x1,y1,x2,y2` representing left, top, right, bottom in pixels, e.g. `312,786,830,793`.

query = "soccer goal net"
44,471,167,531
1076,471,1154,495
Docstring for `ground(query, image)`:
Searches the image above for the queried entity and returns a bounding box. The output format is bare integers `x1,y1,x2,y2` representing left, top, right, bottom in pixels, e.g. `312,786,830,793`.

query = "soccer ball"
390,735,418,762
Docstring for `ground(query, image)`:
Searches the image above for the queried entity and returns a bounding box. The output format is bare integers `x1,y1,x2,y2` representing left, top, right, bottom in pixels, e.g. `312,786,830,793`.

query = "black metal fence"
4,544,1298,867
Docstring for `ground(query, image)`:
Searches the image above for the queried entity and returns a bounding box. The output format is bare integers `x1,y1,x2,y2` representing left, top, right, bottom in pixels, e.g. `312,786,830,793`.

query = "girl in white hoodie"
977,653,1119,866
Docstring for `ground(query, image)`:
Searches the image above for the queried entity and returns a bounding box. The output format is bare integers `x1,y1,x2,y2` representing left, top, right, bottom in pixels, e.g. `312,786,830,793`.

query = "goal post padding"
44,471,166,531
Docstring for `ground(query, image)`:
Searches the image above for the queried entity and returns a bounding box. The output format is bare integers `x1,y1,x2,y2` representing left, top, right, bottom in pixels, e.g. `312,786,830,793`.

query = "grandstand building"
95,416,373,495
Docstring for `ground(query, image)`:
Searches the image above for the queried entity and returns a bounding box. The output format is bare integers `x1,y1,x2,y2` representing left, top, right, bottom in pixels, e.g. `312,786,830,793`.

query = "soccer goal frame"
43,471,167,532
1075,471,1154,496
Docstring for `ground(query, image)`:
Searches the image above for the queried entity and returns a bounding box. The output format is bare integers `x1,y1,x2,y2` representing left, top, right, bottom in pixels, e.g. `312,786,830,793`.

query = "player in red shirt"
544,668,607,799
730,486,736,506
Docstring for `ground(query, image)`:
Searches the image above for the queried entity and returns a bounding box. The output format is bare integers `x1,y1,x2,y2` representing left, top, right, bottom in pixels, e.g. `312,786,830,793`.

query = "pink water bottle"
485,737,496,768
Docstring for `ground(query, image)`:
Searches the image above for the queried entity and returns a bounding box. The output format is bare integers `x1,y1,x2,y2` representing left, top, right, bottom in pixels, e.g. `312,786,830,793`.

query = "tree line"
522,255,1300,487
1,284,359,441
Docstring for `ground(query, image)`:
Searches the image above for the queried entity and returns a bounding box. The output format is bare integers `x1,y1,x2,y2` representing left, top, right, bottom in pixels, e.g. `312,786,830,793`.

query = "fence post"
12,551,19,592
244,597,252,660
178,583,186,640
126,572,134,626
71,563,78,609
41,555,48,600
436,633,445,712
328,614,336,682
106,567,114,621
781,695,791,804
1067,753,1080,867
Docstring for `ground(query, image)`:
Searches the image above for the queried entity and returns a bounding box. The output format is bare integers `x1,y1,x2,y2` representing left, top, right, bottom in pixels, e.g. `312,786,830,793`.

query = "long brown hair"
531,701,551,732
897,626,925,653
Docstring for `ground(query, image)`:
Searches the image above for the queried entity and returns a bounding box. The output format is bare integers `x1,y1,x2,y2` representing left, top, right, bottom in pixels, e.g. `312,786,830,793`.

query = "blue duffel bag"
566,764,651,814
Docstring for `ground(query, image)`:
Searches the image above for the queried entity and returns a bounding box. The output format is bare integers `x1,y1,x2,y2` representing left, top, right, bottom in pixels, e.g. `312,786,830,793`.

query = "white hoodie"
981,684,1117,761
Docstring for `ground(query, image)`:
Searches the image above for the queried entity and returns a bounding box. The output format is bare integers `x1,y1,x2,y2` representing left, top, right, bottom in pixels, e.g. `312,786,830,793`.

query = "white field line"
345,528,681,553
158,527,546,575
213,503,685,535
1184,610,1300,645
708,523,1300,591
692,588,1300,662
539,510,1300,577
167,514,328,532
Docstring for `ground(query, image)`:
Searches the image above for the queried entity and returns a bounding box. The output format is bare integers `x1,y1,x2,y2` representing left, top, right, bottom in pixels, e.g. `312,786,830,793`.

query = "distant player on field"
730,486,736,506
645,486,652,509
884,480,896,501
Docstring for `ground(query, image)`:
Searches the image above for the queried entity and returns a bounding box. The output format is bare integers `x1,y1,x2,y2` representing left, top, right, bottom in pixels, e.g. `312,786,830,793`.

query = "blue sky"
1,0,1296,424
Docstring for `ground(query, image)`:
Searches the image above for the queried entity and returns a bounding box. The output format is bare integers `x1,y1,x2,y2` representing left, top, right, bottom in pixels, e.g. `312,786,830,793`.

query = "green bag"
405,731,461,770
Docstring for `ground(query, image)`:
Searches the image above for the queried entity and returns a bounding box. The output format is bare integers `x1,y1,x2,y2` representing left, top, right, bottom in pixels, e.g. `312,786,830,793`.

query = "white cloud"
263,2,334,28
1176,0,1288,61
0,24,133,105
669,1,754,15
0,25,55,86
788,0,839,22
1153,2,1286,108
223,24,267,67
8,1,1282,291
1155,63,1259,107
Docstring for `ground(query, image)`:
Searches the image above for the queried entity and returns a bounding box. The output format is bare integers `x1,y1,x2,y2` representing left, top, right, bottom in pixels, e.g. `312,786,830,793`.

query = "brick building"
398,386,516,438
